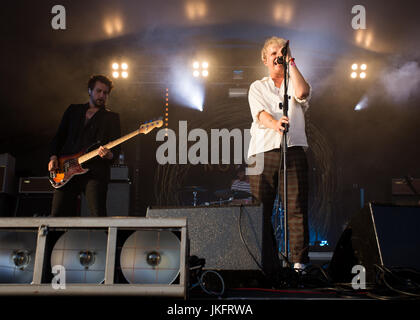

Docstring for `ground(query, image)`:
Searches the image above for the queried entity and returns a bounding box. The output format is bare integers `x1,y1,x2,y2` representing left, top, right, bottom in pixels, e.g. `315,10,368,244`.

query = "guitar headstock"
139,118,163,134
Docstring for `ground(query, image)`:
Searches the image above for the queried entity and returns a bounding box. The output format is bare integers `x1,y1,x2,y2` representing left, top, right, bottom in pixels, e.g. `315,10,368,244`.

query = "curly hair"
261,36,288,63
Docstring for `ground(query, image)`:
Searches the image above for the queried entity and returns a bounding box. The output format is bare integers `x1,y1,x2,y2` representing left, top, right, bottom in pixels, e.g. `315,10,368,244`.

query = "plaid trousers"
249,146,309,268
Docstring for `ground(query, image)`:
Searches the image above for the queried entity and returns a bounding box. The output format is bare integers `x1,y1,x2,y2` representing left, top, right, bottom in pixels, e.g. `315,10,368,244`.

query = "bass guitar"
49,119,163,189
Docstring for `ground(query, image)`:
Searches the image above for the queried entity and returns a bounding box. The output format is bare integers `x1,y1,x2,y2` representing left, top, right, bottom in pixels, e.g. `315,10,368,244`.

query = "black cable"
375,264,420,298
199,270,225,297
238,205,267,277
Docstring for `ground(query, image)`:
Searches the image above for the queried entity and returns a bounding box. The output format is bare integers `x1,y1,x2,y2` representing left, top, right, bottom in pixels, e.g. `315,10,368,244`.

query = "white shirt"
247,77,312,158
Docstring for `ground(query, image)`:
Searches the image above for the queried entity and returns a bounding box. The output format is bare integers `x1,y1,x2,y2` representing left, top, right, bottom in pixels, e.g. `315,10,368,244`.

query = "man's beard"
94,99,105,107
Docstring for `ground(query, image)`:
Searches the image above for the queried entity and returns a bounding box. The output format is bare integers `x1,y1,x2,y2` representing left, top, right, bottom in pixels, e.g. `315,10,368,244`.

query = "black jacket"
50,103,121,178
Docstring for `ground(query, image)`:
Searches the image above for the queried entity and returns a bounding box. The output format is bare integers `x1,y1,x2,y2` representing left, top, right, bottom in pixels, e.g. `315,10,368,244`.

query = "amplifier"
111,165,129,181
19,177,54,194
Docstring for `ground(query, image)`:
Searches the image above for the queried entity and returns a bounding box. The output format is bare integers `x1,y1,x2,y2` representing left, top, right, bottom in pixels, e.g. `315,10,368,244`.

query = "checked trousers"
248,146,309,273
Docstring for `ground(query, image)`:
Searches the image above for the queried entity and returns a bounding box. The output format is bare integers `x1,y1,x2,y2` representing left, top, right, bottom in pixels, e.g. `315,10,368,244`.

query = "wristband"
289,58,296,67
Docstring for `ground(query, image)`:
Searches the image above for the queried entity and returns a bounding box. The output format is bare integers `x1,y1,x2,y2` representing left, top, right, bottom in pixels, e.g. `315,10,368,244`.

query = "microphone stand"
277,49,291,268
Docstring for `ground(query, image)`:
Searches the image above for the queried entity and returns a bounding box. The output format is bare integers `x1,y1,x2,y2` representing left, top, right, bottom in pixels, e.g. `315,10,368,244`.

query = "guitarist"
48,75,121,217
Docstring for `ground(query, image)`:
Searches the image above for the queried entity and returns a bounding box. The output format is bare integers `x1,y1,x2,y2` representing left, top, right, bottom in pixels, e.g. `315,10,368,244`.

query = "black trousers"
50,172,108,217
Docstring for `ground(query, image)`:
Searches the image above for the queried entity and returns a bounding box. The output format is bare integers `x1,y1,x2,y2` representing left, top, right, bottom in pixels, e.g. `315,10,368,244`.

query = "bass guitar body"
49,152,89,189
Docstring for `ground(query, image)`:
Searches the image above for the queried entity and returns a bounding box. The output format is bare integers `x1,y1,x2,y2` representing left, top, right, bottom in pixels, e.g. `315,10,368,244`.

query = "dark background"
1,0,420,246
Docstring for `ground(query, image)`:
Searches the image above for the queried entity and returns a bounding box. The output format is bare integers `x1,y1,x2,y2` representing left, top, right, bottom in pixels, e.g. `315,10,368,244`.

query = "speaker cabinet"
0,217,188,297
329,202,420,283
14,194,53,217
147,205,263,271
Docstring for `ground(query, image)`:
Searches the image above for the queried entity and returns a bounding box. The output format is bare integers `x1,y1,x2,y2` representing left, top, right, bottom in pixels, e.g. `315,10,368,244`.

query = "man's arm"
285,44,310,100
258,112,289,134
289,62,310,100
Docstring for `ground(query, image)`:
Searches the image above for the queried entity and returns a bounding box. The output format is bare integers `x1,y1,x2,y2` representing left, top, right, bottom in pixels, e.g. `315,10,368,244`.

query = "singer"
247,36,312,278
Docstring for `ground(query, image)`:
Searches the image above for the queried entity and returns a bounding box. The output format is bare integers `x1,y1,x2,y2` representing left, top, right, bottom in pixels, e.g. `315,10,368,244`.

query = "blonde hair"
261,37,288,63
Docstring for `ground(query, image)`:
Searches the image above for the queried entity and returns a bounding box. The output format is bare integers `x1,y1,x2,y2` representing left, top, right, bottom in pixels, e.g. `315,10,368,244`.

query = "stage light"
351,63,367,79
50,230,107,283
111,61,129,79
0,231,37,283
355,95,369,111
185,1,207,20
170,57,205,111
273,3,294,24
192,60,209,78
120,230,181,284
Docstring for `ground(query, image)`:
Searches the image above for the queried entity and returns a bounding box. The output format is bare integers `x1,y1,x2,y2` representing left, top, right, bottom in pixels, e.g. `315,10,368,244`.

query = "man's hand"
258,112,289,135
274,116,289,134
98,146,113,160
48,156,58,172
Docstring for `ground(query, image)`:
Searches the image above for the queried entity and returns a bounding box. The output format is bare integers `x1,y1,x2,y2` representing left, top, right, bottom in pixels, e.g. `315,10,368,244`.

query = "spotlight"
111,61,129,79
355,95,369,111
350,63,367,79
0,231,37,283
50,230,107,283
191,60,210,78
120,230,181,284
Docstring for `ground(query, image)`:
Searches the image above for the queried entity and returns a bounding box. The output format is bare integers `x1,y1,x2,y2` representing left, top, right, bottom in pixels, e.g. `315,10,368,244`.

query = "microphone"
274,40,289,65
